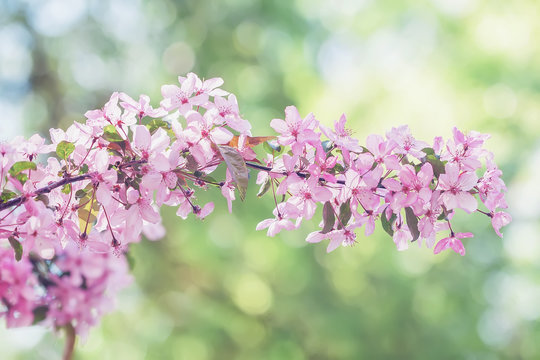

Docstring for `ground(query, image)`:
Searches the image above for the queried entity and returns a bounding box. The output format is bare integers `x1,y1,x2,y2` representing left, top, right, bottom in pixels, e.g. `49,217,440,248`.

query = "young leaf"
337,199,351,230
146,119,170,134
405,207,420,241
9,161,37,176
102,125,124,143
1,190,17,203
35,194,49,206
32,305,49,325
56,140,75,159
426,154,445,178
77,184,100,234
62,183,72,194
322,201,335,234
381,210,397,236
256,177,272,198
8,236,23,261
79,163,89,174
217,145,249,201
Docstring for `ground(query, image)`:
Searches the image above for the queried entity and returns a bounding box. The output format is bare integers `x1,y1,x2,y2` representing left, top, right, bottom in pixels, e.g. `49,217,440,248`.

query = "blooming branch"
0,72,511,348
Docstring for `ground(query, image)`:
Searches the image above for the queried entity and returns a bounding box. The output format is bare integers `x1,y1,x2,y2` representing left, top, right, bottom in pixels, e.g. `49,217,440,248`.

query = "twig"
62,323,76,360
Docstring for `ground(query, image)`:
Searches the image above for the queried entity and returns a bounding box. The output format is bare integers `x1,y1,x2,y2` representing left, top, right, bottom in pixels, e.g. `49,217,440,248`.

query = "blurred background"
1,0,539,358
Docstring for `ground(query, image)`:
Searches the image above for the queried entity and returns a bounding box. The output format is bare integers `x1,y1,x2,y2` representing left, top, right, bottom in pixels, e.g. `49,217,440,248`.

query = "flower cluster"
258,118,511,255
0,73,510,338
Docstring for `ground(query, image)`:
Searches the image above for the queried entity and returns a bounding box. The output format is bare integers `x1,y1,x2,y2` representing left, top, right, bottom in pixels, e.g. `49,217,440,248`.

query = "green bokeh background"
1,0,539,359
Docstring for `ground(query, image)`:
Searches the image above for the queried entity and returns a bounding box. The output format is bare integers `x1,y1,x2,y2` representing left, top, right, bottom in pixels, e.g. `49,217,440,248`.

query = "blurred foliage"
1,0,540,359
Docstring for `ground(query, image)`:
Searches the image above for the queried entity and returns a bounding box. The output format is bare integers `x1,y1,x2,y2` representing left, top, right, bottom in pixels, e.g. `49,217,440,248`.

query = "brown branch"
0,159,148,212
245,162,347,185
62,323,76,360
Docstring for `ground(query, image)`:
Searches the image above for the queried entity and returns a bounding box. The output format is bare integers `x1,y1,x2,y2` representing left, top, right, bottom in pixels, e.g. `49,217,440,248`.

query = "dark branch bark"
245,162,346,185
0,160,149,212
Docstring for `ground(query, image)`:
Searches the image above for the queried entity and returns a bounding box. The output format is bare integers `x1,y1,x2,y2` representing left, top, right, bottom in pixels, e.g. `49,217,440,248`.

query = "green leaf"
337,199,351,230
102,125,124,143
32,305,49,325
75,189,89,200
77,184,100,234
322,201,335,234
9,161,37,176
256,177,272,198
1,190,17,203
56,140,75,159
421,147,435,156
405,207,420,242
8,236,23,261
79,163,89,174
35,194,49,206
62,183,72,194
426,154,446,178
217,145,249,201
381,210,397,237
146,119,170,134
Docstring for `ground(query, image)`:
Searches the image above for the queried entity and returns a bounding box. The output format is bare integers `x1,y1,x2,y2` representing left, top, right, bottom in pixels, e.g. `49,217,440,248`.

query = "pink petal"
456,192,477,213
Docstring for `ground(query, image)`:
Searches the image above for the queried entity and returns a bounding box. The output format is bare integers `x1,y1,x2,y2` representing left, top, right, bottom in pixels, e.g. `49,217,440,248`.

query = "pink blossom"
491,211,511,238
438,163,478,213
270,106,319,152
433,232,473,256
160,73,209,114
386,125,428,159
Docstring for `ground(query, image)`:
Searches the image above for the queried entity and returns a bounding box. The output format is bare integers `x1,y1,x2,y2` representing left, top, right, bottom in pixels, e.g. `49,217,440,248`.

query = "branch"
62,323,76,360
0,159,148,212
245,162,346,185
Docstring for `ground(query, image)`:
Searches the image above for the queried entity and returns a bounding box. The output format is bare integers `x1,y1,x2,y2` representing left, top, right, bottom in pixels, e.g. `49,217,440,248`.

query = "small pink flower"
433,232,473,256
438,163,478,213
491,211,511,238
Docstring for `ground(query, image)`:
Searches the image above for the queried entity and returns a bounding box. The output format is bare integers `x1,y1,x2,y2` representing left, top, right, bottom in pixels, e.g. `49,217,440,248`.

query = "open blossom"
491,211,512,238
433,232,473,256
438,163,478,213
119,93,168,119
270,106,319,152
319,114,363,153
386,125,428,159
160,72,209,113
256,202,300,237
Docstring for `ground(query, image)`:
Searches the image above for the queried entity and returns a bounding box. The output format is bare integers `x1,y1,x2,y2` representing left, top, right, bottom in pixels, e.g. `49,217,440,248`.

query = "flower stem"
62,323,76,360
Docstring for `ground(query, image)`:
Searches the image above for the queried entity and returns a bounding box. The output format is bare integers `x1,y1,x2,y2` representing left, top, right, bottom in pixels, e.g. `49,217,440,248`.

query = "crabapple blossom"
0,72,510,353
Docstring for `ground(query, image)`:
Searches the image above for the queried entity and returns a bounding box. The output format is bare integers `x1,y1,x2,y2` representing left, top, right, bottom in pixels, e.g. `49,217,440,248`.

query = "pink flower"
160,73,209,114
393,225,412,251
288,177,332,220
270,106,319,151
119,93,167,119
438,163,478,213
386,125,428,159
221,170,236,213
319,114,363,153
491,211,511,238
256,203,300,237
365,134,400,170
306,226,358,253
433,232,473,256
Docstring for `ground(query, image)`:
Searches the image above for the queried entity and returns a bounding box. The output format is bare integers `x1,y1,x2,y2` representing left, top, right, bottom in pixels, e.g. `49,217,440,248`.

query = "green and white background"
1,0,539,358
